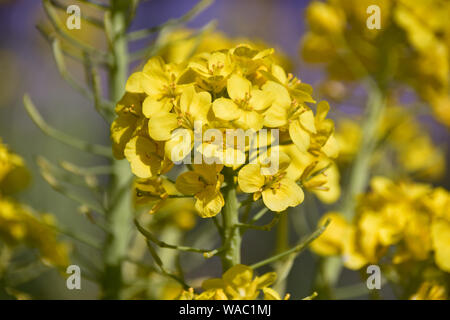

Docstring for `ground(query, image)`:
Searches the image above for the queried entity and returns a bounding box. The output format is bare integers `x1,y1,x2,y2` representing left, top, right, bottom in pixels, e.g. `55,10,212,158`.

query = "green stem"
341,85,386,219
101,0,132,300
318,85,386,298
273,213,289,294
220,167,241,271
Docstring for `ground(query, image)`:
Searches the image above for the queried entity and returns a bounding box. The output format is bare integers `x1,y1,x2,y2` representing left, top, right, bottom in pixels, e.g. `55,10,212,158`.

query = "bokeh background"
0,0,448,299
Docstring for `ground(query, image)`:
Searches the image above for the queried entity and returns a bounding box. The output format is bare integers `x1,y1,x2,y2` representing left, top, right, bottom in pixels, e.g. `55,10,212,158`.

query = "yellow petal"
179,85,196,114
262,178,304,212
289,120,311,152
238,164,265,193
142,97,173,118
110,113,137,159
299,110,316,133
148,113,178,141
190,91,211,122
262,81,291,108
192,163,223,184
264,105,288,127
176,171,204,195
316,100,330,122
223,264,253,287
195,186,224,217
312,162,341,204
432,218,450,272
125,72,144,93
140,71,168,98
212,98,241,121
249,89,273,111
124,136,159,179
271,64,287,84
142,56,166,74
227,74,251,101
234,110,264,131
322,135,339,158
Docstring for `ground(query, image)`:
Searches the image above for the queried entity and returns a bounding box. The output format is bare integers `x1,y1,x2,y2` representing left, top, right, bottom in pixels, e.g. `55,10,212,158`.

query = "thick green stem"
101,0,132,299
317,85,386,298
273,213,289,294
220,167,241,271
341,86,386,219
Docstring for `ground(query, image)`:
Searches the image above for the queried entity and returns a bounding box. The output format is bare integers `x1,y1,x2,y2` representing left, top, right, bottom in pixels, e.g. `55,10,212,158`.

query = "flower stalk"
101,0,133,300
220,167,241,271
340,84,386,219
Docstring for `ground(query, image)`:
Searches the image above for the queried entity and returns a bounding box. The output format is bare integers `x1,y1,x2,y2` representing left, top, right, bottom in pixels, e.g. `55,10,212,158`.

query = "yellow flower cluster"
156,28,293,71
0,139,69,268
178,264,288,300
302,0,450,127
0,199,69,268
335,106,446,180
311,177,450,274
112,45,339,216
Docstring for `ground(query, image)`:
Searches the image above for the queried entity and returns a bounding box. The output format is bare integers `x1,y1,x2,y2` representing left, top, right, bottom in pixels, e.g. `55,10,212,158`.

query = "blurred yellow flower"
334,106,445,181
302,0,450,127
311,177,450,275
0,139,30,195
410,282,447,300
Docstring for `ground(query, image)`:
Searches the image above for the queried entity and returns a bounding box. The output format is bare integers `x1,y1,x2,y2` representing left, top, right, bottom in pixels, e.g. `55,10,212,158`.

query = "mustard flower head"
112,44,339,217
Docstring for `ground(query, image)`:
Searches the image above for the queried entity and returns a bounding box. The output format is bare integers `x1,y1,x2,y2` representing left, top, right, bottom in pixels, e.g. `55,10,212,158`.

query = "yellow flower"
302,0,450,127
148,85,211,162
306,1,345,35
0,198,69,268
175,163,224,217
115,44,337,217
237,153,304,212
311,177,450,275
212,74,273,131
334,106,446,181
124,136,173,179
431,218,450,273
126,57,187,118
280,144,341,204
0,139,31,195
310,212,349,256
188,51,233,93
110,92,146,159
133,176,181,214
179,264,285,300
